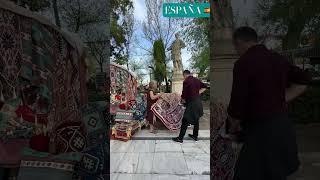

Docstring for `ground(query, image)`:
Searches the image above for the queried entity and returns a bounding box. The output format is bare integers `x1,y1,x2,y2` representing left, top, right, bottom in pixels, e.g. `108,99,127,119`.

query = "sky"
132,0,192,74
131,0,257,83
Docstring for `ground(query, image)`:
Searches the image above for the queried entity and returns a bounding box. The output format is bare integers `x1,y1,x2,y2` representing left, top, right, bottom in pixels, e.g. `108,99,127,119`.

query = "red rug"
151,93,184,131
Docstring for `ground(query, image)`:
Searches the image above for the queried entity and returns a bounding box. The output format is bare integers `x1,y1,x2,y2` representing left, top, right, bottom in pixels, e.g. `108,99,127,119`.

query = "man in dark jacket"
172,70,207,143
228,27,311,180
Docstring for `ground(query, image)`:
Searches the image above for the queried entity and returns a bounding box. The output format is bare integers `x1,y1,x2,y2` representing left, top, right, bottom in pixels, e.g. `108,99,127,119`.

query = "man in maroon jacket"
172,70,207,143
228,27,311,180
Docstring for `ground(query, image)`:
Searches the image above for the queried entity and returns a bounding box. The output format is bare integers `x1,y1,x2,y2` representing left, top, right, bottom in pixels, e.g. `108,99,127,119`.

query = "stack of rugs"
111,110,143,141
111,94,147,141
151,93,185,131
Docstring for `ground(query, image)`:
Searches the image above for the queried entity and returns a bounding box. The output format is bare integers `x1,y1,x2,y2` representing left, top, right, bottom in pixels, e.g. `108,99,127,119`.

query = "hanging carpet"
151,93,184,131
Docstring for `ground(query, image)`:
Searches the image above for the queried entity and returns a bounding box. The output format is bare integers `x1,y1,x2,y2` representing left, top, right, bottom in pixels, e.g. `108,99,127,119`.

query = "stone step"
131,130,210,140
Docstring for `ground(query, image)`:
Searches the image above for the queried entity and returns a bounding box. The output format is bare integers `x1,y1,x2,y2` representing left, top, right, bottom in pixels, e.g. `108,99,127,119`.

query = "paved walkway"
111,138,210,180
288,124,320,179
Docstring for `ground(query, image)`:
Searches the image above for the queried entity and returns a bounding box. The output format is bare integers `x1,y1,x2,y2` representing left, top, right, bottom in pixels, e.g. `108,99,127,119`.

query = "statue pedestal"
171,71,184,95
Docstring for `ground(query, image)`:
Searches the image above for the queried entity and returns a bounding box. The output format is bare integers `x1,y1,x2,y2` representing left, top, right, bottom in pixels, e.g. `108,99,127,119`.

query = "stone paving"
132,129,210,140
110,101,210,180
110,139,210,180
288,124,320,180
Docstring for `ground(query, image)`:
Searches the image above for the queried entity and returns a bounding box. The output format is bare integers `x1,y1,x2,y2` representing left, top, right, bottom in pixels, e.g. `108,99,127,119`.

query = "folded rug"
151,93,184,131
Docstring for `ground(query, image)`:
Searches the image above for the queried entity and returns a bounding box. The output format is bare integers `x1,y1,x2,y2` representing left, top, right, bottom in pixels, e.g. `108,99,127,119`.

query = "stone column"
210,29,238,104
210,1,238,131
210,0,237,104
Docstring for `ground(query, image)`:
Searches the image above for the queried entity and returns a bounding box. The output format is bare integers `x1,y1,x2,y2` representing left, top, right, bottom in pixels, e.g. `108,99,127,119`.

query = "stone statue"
168,33,186,73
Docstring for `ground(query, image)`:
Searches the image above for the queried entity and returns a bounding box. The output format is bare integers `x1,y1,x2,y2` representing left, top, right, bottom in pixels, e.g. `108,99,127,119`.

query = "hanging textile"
0,0,87,167
151,93,184,131
109,63,137,102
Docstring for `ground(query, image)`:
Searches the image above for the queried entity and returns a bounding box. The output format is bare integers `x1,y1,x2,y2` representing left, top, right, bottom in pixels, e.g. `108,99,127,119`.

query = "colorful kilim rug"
131,93,147,121
75,102,109,180
110,63,137,102
151,93,184,131
111,121,141,141
0,5,87,167
0,7,87,139
17,148,81,180
114,109,135,123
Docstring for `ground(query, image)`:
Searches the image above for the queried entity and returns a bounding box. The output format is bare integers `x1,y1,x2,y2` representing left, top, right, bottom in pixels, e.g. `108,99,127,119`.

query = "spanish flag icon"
204,8,210,13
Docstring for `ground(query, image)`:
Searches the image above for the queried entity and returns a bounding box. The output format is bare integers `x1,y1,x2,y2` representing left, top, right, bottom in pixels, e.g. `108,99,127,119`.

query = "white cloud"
133,0,146,21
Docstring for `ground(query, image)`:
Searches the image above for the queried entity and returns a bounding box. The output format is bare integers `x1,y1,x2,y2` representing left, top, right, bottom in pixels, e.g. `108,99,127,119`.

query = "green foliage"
183,19,209,51
111,18,126,59
191,47,209,78
153,40,167,83
256,0,320,49
113,56,127,66
183,18,209,76
110,0,133,59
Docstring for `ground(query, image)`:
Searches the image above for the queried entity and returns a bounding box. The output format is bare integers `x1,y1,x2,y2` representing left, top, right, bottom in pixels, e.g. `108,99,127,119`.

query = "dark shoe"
172,137,183,143
188,134,198,141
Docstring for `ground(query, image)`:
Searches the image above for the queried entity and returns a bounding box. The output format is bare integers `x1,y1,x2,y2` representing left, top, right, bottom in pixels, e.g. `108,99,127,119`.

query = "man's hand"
285,84,307,102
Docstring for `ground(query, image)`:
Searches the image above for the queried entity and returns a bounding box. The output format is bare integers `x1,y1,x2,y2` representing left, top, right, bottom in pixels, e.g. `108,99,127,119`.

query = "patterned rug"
211,134,239,180
210,102,242,180
211,102,228,131
0,3,88,173
151,93,184,131
110,63,137,102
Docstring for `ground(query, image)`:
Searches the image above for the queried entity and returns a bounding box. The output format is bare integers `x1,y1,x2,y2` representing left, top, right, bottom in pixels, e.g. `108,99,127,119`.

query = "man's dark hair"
233,26,258,42
183,70,191,75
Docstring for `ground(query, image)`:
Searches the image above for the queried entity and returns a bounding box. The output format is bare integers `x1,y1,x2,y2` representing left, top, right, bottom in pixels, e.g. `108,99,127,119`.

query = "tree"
182,18,209,78
138,0,181,91
153,40,167,91
52,0,110,73
129,59,147,85
58,0,109,33
140,0,180,53
122,7,135,69
190,48,209,78
110,0,133,61
255,0,320,49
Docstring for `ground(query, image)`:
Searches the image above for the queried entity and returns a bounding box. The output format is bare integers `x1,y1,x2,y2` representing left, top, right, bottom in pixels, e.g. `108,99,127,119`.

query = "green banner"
162,3,210,18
